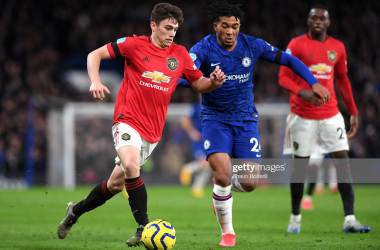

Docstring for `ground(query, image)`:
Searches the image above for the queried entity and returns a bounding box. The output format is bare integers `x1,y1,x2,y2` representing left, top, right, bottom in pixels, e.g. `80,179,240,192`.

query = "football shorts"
112,122,158,171
283,112,349,157
201,120,261,163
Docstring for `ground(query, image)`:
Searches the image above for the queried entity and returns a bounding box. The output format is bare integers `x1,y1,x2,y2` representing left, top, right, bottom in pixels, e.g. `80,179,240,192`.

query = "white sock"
345,215,356,223
231,175,246,193
213,184,235,235
192,168,212,188
290,214,301,222
304,194,312,201
186,161,200,174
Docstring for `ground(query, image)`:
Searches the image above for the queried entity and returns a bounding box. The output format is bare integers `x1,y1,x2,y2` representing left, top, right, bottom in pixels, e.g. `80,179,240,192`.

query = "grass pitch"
0,185,379,249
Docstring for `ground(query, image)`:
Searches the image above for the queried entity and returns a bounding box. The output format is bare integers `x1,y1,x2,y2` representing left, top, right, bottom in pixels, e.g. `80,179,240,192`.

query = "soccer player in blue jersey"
178,0,330,246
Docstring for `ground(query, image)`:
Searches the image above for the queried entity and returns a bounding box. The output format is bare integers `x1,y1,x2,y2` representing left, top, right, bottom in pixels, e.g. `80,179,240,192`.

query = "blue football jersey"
189,33,279,122
187,102,202,133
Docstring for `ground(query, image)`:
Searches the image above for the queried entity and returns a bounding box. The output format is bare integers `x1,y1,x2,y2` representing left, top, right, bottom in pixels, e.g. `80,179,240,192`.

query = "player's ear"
213,22,218,32
150,22,157,32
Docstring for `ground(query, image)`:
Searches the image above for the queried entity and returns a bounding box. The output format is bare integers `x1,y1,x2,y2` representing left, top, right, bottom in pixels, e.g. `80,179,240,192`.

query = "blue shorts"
201,120,261,163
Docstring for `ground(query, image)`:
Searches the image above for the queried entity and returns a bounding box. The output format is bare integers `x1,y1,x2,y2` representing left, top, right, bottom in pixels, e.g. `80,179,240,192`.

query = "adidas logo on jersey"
142,57,150,62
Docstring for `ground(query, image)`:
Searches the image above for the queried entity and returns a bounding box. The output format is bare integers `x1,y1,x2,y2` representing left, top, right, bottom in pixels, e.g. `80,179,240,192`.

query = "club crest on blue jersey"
190,53,197,61
204,140,210,150
242,57,251,67
117,37,126,44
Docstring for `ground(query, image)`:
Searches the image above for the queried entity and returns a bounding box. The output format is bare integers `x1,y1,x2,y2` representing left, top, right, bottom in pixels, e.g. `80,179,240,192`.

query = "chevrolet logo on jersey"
309,64,332,74
141,71,171,84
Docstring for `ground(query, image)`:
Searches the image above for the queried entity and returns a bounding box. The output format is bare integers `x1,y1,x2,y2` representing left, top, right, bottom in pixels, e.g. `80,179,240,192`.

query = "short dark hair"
311,4,329,12
150,3,184,26
206,0,245,23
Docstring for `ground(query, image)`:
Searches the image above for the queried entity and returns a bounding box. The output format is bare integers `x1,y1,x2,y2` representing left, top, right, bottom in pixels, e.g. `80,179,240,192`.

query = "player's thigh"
201,120,234,159
112,122,142,172
318,113,349,154
283,114,318,157
231,121,261,164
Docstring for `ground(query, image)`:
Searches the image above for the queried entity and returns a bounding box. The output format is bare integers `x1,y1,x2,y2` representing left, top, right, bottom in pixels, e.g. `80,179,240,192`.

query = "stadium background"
0,0,379,187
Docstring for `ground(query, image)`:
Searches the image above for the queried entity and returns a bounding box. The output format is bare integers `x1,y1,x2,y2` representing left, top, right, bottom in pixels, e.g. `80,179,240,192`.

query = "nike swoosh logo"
218,208,228,212
256,154,261,157
211,63,220,66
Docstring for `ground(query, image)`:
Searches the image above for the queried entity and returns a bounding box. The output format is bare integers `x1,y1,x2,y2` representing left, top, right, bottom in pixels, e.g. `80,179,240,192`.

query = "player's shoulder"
327,35,345,48
291,33,309,44
169,42,190,56
194,35,214,49
123,35,149,46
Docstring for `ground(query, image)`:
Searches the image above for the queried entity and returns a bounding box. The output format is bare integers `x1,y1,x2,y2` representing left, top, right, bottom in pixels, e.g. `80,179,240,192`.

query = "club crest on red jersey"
327,50,337,63
167,57,179,71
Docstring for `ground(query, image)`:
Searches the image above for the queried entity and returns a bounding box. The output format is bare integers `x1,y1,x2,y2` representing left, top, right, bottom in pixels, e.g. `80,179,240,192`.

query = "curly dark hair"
206,0,245,23
150,3,184,26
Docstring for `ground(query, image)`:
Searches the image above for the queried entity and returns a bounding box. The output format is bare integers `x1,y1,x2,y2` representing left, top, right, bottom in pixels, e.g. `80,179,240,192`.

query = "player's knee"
107,180,124,193
123,161,139,174
213,173,229,186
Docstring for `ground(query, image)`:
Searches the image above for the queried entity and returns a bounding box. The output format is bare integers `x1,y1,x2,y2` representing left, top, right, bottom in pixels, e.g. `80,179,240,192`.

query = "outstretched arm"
87,45,112,101
277,51,330,104
191,66,225,93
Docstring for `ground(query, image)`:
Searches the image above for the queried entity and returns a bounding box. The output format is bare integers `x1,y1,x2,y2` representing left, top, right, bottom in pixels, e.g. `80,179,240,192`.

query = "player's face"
214,16,240,51
151,18,179,49
307,8,330,36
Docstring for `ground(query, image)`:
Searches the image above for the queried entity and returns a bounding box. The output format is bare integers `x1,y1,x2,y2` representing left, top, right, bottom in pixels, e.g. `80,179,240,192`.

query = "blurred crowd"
0,0,379,181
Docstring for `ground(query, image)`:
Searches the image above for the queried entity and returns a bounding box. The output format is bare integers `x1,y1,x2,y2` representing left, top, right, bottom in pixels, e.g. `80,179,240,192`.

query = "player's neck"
310,31,327,42
216,36,237,52
151,35,169,49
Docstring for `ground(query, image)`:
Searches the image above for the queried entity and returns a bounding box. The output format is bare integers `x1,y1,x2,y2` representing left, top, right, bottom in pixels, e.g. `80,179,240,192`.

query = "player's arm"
279,65,324,107
276,51,330,104
335,73,358,138
189,66,225,93
87,45,112,101
180,116,202,142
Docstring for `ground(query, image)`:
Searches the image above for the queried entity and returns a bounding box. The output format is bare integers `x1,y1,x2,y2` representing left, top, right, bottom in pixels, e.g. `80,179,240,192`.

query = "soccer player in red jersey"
279,4,370,233
57,3,226,245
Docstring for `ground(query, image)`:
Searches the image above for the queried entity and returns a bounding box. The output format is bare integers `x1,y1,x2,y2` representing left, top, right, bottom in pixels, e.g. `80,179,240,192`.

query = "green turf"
0,185,379,249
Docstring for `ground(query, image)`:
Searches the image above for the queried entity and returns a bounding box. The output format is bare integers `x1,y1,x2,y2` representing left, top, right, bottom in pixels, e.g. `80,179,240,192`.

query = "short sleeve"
189,43,206,71
335,43,348,75
106,37,136,59
257,39,279,62
181,50,203,84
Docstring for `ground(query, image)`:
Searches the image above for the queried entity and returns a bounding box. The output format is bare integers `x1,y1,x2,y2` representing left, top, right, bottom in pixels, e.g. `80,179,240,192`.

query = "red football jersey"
107,35,203,143
279,33,348,119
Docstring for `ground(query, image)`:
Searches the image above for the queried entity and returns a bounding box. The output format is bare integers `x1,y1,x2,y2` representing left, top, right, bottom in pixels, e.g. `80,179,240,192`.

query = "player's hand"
89,82,111,101
311,83,330,104
299,89,324,107
210,66,226,87
346,114,358,138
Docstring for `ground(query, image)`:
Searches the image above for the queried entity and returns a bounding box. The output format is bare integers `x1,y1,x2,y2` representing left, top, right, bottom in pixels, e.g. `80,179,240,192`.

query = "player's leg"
57,165,124,239
319,113,370,233
231,121,261,193
302,152,324,210
208,153,236,247
202,120,235,246
283,114,318,233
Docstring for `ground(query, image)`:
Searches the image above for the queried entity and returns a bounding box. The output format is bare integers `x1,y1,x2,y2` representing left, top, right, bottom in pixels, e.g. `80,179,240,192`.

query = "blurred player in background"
279,4,370,233
178,0,330,246
179,94,212,198
301,150,338,211
57,2,226,246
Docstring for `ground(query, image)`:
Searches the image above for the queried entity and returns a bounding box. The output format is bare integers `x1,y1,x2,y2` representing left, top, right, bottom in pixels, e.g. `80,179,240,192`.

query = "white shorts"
112,122,158,171
283,112,349,157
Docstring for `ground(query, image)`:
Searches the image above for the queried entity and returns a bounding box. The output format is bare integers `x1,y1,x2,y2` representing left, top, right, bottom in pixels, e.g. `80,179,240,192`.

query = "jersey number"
337,127,345,140
250,138,261,152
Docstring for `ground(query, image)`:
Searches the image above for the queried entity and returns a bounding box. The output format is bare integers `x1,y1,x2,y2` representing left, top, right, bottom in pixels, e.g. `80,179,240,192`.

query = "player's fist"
210,65,226,87
311,83,330,104
89,82,111,101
